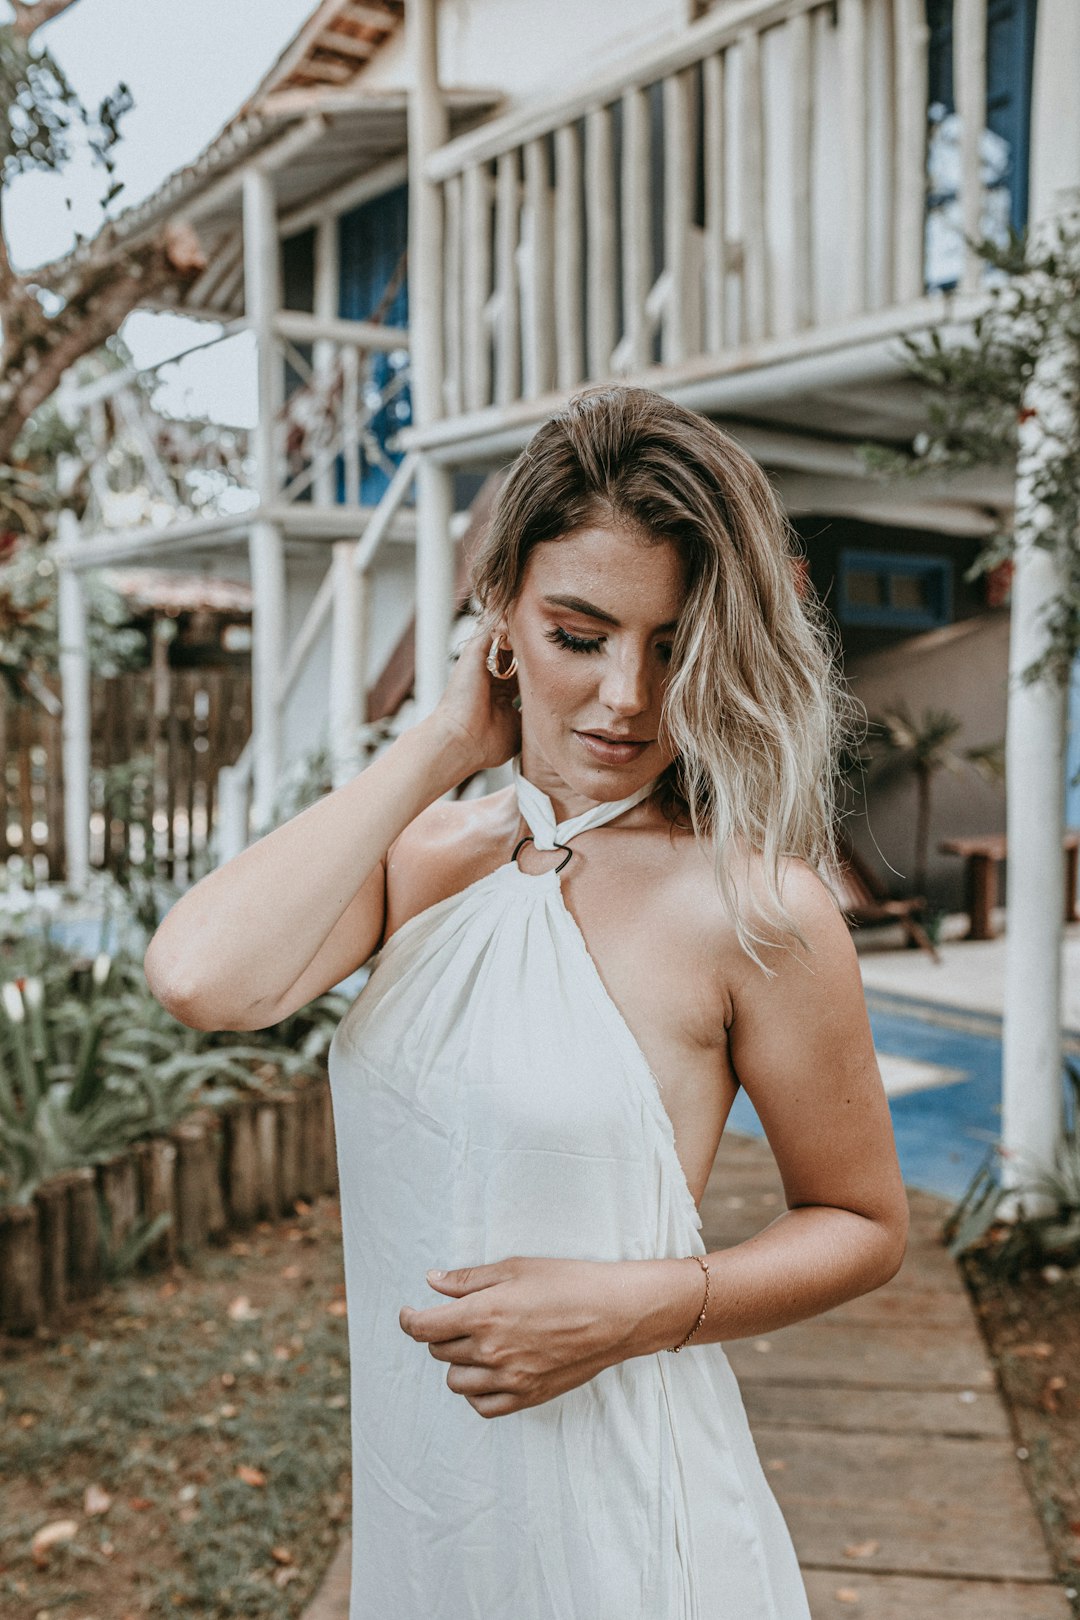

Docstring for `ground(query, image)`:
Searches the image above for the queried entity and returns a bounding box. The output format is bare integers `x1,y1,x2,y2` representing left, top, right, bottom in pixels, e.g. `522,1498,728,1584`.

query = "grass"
0,1194,351,1620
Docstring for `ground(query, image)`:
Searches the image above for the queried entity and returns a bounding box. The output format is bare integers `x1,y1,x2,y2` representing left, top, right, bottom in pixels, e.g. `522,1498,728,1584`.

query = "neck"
517,739,657,824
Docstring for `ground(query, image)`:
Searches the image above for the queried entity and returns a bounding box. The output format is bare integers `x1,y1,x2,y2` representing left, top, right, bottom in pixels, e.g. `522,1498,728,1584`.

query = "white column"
313,213,340,507
56,516,90,895
999,0,1080,1217
407,0,456,726
243,163,286,830
329,539,367,788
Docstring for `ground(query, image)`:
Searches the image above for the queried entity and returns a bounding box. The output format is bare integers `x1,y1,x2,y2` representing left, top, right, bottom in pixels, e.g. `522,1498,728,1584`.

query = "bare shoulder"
384,782,518,928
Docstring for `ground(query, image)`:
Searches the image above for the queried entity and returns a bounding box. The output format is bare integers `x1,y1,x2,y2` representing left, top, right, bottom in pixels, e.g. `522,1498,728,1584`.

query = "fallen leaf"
835,1588,861,1604
227,1295,261,1321
236,1465,267,1487
31,1519,78,1564
326,1299,347,1317
1009,1341,1054,1359
273,1565,302,1587
127,1497,153,1512
271,1546,295,1565
844,1539,879,1558
281,1265,302,1280
84,1483,112,1516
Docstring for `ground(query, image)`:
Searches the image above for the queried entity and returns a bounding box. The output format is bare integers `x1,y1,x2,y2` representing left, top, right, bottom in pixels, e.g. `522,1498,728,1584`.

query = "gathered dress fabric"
327,755,813,1619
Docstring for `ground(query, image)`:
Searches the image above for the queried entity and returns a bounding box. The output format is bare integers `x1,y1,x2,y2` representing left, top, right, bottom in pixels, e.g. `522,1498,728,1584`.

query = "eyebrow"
541,593,679,632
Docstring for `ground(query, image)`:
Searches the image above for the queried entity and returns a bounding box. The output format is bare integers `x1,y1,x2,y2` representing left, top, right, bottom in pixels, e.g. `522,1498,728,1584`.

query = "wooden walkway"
303,1129,1071,1620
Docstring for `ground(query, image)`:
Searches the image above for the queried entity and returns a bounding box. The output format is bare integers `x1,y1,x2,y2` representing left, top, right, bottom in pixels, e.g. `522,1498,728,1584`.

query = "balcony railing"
64,313,411,540
425,0,1001,419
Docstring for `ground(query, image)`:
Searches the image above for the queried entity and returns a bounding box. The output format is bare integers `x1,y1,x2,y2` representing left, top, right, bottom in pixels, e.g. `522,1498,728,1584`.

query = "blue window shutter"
337,182,411,505
924,0,1038,289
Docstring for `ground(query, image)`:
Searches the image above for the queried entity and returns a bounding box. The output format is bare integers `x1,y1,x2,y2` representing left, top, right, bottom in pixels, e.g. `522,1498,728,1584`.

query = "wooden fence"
1,667,251,886
0,1071,337,1334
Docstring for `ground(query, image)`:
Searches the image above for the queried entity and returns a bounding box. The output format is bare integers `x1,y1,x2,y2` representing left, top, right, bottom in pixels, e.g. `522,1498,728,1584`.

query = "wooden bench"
938,831,1080,941
823,832,942,962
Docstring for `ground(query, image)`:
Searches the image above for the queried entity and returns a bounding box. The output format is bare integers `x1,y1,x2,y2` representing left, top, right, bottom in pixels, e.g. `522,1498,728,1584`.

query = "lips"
575,731,651,764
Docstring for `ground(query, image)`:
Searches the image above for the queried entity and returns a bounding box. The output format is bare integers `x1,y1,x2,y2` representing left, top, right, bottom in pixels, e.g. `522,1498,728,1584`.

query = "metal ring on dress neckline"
512,834,574,874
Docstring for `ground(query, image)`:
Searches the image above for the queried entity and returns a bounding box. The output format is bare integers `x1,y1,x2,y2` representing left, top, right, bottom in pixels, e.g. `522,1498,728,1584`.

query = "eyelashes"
546,625,604,654
544,625,673,662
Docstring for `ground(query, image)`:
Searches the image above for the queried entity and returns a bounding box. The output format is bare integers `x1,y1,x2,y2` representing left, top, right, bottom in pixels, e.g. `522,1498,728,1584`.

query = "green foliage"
943,1059,1080,1280
858,214,1080,685
0,929,344,1208
0,17,132,213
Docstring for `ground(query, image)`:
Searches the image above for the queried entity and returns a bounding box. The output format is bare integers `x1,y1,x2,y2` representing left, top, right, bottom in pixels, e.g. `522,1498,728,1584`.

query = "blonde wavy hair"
467,385,865,975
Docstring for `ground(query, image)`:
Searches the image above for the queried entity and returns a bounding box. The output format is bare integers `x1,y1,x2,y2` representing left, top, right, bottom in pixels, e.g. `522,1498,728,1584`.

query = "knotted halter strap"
510,752,662,871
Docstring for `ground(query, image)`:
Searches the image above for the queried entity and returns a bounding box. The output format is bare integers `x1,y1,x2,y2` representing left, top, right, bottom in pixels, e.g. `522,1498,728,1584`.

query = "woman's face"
504,521,687,814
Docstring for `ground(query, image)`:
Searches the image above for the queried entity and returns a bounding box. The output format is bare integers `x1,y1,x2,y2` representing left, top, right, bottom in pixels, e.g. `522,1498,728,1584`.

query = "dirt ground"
0,1194,351,1620
960,1246,1080,1608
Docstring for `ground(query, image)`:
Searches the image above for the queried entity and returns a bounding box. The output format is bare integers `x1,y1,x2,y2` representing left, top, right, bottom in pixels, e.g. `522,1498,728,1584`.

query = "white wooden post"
789,11,813,332
662,67,696,365
522,136,555,398
585,106,618,377
999,0,1080,1216
243,163,286,828
702,51,727,355
838,0,868,319
954,0,988,297
892,0,930,305
494,150,522,405
56,517,90,895
554,122,584,390
739,26,768,342
329,539,367,787
407,0,456,725
620,84,651,372
462,163,493,410
313,213,340,506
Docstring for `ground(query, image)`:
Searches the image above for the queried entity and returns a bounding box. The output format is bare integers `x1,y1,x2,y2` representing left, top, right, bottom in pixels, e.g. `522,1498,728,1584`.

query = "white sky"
2,0,316,424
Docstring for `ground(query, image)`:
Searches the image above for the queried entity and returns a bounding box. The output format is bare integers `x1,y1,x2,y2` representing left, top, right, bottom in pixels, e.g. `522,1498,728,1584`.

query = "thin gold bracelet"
667,1253,710,1352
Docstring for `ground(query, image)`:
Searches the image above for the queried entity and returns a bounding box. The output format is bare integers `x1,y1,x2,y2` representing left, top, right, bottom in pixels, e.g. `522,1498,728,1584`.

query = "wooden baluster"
585,105,617,378
442,171,463,417
663,67,696,365
341,342,360,506
702,51,727,355
740,26,768,343
955,0,988,295
494,150,521,406
621,83,652,372
554,121,585,390
522,137,555,398
789,10,814,332
893,0,931,305
838,0,868,318
462,163,492,411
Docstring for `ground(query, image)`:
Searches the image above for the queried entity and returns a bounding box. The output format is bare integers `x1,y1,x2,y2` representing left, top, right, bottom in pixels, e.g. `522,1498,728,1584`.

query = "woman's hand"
424,624,522,778
398,1256,642,1418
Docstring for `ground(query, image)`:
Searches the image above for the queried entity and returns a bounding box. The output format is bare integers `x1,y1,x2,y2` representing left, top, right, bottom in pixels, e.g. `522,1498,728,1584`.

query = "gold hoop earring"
485,633,518,680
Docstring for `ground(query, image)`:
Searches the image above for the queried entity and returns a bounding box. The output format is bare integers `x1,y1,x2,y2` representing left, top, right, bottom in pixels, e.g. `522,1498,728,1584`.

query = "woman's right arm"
145,624,519,1031
143,714,477,1032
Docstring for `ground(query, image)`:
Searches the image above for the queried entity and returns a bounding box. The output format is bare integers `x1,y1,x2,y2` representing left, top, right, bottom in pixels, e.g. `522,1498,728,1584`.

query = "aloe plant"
943,1058,1080,1279
0,935,343,1207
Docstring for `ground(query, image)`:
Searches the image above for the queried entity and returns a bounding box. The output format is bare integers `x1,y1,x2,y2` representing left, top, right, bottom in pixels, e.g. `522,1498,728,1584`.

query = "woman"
145,386,909,1619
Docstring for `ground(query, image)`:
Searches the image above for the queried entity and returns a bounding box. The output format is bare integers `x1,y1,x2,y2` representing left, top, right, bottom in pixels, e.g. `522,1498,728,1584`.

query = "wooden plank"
762,1427,1061,1580
462,163,493,411
742,1380,1011,1439
801,1571,1072,1620
739,25,768,342
522,136,555,398
585,105,618,377
493,149,521,407
702,50,727,354
955,0,988,295
554,121,584,389
662,67,696,364
892,0,930,304
789,8,813,331
724,1315,999,1389
620,83,652,371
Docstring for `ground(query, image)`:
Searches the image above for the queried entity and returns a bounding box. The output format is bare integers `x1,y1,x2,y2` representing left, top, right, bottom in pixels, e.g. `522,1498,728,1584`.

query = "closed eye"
545,625,674,662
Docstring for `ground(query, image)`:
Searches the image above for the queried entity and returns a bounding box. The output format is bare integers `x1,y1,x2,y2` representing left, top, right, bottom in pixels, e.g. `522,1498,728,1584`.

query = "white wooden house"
42,0,1077,1190
46,0,1056,869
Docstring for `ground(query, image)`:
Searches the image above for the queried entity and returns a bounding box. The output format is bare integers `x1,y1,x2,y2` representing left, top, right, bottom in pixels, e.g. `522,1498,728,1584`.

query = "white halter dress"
327,755,812,1620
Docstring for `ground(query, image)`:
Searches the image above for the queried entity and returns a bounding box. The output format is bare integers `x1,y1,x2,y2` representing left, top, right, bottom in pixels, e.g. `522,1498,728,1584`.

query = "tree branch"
11,0,84,38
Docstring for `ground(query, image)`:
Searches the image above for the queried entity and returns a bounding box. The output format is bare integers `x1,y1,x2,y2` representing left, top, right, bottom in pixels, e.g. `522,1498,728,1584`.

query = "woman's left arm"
399,860,909,1413
623,855,910,1358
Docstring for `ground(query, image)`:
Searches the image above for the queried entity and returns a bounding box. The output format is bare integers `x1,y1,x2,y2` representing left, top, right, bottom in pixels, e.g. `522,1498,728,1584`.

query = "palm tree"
868,700,1005,901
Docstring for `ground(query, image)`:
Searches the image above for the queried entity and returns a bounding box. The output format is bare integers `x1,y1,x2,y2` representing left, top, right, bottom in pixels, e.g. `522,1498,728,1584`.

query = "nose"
597,644,652,716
